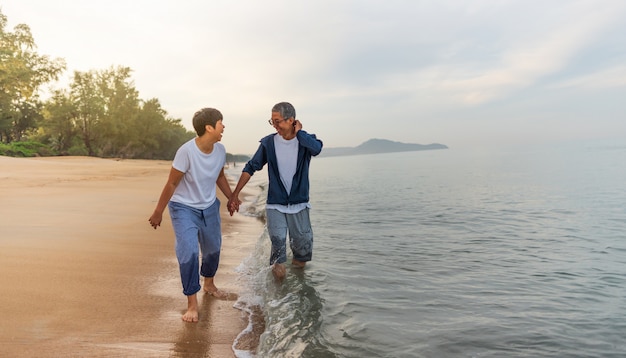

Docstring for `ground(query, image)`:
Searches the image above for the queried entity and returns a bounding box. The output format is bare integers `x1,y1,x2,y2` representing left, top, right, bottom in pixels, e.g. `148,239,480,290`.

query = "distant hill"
319,138,448,158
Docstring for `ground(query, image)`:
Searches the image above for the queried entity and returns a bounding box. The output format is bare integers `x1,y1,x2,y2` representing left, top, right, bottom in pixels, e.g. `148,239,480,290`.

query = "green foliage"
0,140,54,157
67,142,89,156
0,10,66,143
0,10,219,161
32,64,195,159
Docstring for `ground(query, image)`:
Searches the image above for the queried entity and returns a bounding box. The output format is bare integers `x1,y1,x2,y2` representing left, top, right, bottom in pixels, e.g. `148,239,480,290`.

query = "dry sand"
0,156,263,357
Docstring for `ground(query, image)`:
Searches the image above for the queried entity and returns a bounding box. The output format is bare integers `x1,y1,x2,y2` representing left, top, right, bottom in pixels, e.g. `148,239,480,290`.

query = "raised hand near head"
293,119,302,132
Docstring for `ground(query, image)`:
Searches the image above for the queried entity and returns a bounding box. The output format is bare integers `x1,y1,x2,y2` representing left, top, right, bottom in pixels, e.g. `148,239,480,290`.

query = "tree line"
0,10,211,160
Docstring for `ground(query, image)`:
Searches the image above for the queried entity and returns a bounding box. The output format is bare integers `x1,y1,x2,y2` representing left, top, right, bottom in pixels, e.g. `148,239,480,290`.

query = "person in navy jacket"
229,102,323,279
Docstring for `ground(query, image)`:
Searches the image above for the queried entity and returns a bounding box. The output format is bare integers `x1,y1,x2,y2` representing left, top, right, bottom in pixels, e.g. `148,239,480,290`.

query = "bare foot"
202,276,236,300
182,308,199,322
292,259,306,268
272,263,286,280
182,294,199,322
203,287,236,300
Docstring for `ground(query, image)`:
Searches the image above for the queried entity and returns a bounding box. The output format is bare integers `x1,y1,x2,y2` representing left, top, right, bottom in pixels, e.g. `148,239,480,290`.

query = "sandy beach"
0,155,263,357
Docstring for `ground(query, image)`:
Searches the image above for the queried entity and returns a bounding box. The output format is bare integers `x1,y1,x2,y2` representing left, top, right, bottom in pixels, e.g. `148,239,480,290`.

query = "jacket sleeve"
296,130,323,156
242,143,267,176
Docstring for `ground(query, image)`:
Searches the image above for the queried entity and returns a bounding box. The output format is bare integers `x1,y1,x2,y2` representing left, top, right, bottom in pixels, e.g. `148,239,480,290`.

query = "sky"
2,0,625,155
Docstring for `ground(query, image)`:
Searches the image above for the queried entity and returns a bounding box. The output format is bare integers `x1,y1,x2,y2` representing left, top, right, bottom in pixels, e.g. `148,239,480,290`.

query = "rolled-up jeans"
168,200,221,296
266,208,313,265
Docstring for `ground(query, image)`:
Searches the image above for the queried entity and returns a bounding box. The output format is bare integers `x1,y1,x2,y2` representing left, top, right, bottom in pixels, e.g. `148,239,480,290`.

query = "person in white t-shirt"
149,107,238,322
228,102,323,280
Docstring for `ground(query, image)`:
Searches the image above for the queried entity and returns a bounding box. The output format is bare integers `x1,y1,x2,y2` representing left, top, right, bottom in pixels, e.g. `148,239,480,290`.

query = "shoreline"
0,156,264,357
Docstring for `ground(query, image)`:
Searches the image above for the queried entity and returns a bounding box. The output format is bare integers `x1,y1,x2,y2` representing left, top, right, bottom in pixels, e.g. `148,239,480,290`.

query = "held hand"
149,211,162,229
227,200,236,216
227,196,242,216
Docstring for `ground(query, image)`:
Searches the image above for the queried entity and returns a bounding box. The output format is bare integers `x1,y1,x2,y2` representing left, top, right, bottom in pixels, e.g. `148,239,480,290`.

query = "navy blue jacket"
243,130,323,205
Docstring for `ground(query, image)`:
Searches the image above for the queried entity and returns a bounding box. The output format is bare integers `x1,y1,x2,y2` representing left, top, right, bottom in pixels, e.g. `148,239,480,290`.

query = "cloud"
552,65,626,90
426,2,626,105
2,0,625,153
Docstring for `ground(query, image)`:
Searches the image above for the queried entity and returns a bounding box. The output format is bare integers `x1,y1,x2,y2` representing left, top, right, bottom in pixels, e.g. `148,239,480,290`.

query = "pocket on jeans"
168,203,184,219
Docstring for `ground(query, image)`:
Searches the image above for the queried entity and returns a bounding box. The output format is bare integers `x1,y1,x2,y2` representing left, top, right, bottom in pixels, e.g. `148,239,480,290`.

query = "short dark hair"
192,108,222,136
271,102,296,120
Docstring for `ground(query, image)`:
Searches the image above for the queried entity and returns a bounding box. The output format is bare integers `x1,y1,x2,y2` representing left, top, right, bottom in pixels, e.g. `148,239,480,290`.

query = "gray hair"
271,102,296,120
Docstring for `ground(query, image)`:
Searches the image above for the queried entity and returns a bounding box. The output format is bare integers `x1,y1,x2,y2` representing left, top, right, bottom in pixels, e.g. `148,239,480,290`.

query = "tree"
132,98,195,159
38,89,79,154
65,66,194,159
70,70,104,156
133,98,171,158
0,10,65,142
95,66,140,157
1,10,194,159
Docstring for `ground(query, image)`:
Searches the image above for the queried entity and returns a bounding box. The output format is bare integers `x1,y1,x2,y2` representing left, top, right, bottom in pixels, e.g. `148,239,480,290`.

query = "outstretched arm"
149,167,184,229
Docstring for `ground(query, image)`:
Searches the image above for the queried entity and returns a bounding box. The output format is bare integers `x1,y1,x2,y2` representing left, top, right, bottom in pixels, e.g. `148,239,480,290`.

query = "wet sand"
0,156,262,357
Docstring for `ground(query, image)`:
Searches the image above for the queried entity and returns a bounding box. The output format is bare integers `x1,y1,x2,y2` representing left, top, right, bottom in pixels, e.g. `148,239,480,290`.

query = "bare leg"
182,294,199,322
272,263,286,280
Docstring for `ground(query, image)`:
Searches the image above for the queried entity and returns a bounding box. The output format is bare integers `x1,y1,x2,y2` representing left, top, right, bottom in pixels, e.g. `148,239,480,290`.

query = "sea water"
226,139,626,358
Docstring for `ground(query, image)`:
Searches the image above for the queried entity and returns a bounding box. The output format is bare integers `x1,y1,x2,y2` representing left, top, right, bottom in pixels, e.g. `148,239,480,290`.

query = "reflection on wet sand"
172,294,216,357
0,156,261,357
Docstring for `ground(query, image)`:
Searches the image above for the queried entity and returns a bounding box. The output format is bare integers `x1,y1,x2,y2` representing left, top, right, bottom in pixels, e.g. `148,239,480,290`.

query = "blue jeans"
266,208,313,265
168,200,221,296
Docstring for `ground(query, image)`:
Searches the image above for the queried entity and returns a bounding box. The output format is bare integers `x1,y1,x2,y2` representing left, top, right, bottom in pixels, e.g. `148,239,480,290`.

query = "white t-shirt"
275,134,298,193
170,138,226,210
266,134,310,214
